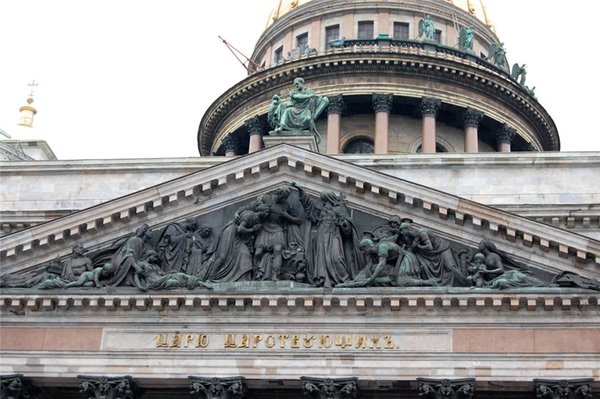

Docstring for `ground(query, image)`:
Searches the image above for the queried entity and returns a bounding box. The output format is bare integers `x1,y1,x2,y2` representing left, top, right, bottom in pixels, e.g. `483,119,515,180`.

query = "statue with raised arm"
418,15,436,41
267,77,329,144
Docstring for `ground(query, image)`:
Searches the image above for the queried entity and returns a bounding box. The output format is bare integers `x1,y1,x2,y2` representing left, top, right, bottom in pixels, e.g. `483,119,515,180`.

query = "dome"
265,0,493,30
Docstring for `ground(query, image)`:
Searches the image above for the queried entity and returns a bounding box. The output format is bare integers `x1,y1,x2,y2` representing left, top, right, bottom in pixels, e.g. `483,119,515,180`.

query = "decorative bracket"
189,376,247,399
534,378,593,399
78,375,141,399
417,377,475,399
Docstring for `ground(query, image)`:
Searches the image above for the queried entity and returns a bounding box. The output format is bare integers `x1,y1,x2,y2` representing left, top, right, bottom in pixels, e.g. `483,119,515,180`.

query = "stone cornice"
1,290,598,314
1,146,599,282
199,51,558,155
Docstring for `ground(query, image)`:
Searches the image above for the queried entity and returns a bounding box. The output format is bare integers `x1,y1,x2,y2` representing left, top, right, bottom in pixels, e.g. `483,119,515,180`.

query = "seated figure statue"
267,77,329,143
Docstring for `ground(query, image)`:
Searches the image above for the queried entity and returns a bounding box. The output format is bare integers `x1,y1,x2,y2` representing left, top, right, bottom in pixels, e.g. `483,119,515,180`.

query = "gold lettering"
384,335,395,349
169,333,181,348
319,335,332,348
252,335,262,348
335,335,352,348
224,334,237,348
369,336,380,349
156,334,168,348
278,334,289,348
265,335,276,348
196,334,209,348
184,334,194,348
303,335,315,348
355,335,367,349
239,335,250,348
290,335,300,348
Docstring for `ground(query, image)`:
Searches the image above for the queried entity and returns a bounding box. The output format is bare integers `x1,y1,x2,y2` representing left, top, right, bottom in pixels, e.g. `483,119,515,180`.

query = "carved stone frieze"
534,378,593,399
301,376,358,399
372,93,393,113
417,377,475,399
78,375,141,399
189,376,247,399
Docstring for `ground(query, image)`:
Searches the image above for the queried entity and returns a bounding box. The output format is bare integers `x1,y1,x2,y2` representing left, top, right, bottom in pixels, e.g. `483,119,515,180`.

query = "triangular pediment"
2,144,599,292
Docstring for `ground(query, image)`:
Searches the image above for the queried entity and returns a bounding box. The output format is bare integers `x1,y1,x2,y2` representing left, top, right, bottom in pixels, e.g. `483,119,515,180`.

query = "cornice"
1,145,598,280
199,50,558,155
1,290,598,314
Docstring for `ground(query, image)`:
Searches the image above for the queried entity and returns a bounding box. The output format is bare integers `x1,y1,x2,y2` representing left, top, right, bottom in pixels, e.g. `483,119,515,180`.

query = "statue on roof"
267,77,330,144
418,15,436,42
458,26,474,52
487,42,507,70
511,63,528,87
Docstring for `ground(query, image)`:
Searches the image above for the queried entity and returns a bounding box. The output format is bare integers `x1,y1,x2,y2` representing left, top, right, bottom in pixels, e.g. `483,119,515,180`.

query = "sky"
0,0,598,160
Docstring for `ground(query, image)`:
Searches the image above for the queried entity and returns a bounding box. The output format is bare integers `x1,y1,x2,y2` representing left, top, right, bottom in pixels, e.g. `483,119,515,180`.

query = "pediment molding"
1,145,599,280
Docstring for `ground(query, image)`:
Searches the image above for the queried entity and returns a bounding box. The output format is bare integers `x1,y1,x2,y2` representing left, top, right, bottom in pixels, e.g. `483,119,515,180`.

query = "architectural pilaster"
245,116,265,153
497,124,516,152
461,108,483,153
419,97,441,153
78,375,141,399
301,376,359,399
189,376,247,399
326,95,344,155
417,378,475,399
372,93,393,154
534,378,593,399
222,135,238,157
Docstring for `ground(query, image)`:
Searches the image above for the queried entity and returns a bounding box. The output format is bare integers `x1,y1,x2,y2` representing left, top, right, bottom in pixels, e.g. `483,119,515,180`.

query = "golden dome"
265,0,494,30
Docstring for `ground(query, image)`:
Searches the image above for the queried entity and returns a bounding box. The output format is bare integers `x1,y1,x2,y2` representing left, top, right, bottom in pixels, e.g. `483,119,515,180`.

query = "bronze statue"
60,243,93,282
267,77,329,143
65,263,114,288
418,15,436,41
458,26,474,52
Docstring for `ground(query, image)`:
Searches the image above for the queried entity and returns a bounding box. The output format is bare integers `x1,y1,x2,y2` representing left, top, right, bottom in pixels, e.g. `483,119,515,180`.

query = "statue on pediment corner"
294,184,365,287
2,255,68,289
267,77,329,144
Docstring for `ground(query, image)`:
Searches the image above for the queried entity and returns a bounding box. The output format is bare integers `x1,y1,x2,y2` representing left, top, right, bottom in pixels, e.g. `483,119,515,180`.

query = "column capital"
497,124,517,145
301,377,358,399
189,376,247,399
461,108,484,128
417,378,475,399
419,97,441,117
534,378,593,399
1,374,33,399
222,135,238,154
372,93,393,113
327,95,344,115
244,116,265,135
78,375,142,399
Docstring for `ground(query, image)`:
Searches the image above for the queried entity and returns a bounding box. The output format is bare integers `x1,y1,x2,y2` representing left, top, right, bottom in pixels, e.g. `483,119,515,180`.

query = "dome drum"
199,49,557,156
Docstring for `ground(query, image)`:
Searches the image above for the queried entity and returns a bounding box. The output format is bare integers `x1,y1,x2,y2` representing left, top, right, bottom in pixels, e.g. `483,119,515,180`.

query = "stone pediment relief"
1,145,599,295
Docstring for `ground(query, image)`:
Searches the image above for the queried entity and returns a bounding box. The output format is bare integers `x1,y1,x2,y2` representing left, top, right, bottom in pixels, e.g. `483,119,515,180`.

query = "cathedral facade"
1,1,599,398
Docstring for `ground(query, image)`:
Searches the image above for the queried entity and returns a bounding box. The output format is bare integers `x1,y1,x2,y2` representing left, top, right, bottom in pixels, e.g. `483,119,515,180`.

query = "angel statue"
487,42,507,70
458,26,474,52
511,63,527,86
418,15,435,41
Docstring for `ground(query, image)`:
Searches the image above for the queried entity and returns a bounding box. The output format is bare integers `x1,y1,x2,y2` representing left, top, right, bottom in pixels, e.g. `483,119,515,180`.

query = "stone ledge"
1,289,598,313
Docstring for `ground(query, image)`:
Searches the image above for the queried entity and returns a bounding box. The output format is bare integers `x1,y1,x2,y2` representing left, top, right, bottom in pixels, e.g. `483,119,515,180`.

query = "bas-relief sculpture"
267,77,329,144
2,183,600,293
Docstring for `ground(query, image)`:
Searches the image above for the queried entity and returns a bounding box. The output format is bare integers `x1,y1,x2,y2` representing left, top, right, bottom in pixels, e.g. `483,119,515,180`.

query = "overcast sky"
0,0,597,160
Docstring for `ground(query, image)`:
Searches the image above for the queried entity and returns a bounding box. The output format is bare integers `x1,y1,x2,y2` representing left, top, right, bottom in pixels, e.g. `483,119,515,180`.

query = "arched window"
343,138,374,154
